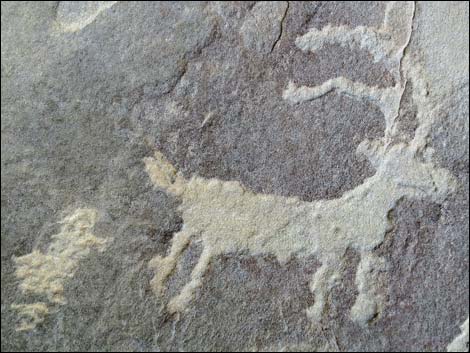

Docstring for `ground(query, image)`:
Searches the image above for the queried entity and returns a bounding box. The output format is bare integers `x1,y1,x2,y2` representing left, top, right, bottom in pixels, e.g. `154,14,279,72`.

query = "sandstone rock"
1,2,468,351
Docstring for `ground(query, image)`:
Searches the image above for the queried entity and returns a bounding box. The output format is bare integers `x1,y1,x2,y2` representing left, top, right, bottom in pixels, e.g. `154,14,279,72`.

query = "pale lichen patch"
56,1,117,33
447,318,469,352
12,208,109,331
11,302,49,332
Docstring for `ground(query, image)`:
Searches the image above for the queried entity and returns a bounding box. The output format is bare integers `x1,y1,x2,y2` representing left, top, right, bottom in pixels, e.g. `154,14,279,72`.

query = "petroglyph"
12,208,109,331
283,77,401,141
1,1,467,350
144,1,455,327
284,1,416,145
447,318,469,352
294,1,414,67
10,303,49,332
56,1,117,33
145,141,453,321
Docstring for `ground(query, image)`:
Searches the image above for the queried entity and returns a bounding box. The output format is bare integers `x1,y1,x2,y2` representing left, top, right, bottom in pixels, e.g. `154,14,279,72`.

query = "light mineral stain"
447,318,469,352
10,302,49,332
12,208,109,331
56,1,117,33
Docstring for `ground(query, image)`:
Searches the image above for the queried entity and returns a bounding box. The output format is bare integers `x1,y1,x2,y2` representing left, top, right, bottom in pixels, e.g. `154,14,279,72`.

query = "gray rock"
1,1,468,352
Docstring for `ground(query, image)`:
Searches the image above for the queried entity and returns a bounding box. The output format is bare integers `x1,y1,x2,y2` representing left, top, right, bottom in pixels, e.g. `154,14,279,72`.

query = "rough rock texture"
1,2,468,352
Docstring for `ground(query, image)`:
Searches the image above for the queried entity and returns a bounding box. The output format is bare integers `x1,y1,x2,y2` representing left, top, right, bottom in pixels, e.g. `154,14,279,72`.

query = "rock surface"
1,1,468,352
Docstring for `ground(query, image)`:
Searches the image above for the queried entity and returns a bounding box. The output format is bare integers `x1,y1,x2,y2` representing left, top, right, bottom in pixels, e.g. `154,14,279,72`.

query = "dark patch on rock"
306,1,387,30
169,254,322,351
288,43,396,89
375,197,467,351
151,85,385,201
142,2,391,201
324,197,468,352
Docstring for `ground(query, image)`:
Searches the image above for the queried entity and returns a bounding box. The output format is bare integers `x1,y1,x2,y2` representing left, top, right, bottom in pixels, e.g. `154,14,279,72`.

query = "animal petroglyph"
294,1,414,66
144,1,455,326
145,143,452,322
12,208,109,331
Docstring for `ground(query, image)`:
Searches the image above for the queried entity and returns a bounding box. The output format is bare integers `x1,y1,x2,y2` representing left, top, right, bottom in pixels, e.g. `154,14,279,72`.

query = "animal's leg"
306,263,339,323
148,229,192,296
167,246,212,314
350,252,387,326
